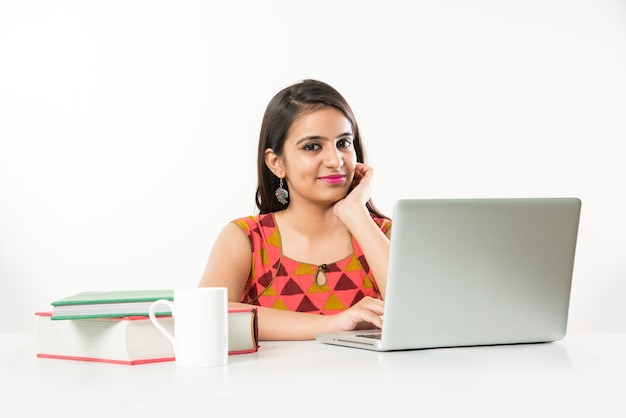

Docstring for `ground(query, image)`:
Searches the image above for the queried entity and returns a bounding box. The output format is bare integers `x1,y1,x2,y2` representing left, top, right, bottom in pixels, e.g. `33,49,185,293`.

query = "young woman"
199,79,391,340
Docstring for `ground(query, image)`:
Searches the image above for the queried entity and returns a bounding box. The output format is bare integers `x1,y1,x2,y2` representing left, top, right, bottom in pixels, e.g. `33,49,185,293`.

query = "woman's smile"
318,174,346,185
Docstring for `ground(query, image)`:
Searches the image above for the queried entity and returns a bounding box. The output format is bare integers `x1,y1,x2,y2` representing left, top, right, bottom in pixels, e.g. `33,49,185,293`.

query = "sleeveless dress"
232,213,392,314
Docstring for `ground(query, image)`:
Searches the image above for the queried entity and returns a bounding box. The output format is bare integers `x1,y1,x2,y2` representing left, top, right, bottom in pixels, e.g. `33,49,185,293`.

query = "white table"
1,333,624,417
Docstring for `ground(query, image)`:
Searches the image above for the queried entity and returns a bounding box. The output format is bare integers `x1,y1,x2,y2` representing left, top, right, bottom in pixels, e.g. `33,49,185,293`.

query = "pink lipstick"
319,174,345,185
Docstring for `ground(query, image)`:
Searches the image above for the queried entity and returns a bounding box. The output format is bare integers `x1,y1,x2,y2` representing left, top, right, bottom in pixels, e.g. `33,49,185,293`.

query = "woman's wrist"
335,202,371,231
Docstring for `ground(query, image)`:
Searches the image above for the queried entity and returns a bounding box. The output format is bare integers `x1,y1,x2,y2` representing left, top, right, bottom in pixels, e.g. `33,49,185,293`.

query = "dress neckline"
270,212,357,267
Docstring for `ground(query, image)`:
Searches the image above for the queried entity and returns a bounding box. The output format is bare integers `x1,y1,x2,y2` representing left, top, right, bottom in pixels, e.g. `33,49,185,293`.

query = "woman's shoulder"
231,215,258,231
230,213,280,252
231,213,275,230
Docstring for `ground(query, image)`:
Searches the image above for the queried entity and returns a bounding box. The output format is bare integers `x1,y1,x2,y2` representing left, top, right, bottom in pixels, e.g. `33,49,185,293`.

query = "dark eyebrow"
296,135,325,145
295,132,353,145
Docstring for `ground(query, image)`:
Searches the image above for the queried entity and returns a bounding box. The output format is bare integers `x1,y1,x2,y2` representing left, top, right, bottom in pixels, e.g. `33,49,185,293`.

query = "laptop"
316,197,581,351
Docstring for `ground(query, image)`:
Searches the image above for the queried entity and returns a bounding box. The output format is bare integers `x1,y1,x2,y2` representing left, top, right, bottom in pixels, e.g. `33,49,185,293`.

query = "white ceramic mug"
149,287,228,367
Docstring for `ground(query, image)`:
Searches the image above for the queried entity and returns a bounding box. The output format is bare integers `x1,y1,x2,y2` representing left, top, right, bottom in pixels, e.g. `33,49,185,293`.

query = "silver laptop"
316,197,581,351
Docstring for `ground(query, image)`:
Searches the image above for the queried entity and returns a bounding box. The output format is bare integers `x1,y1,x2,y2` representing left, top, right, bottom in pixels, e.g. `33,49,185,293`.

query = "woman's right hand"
328,296,384,331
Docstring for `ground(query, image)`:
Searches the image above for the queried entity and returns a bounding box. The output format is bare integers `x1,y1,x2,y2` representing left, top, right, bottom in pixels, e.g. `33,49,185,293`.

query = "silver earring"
275,178,289,205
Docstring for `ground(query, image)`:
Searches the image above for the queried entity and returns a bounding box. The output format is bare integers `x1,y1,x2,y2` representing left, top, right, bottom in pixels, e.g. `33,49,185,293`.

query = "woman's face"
279,107,357,206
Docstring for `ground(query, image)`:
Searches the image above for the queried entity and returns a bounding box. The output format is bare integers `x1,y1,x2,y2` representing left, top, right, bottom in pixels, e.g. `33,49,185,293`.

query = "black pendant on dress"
315,264,328,286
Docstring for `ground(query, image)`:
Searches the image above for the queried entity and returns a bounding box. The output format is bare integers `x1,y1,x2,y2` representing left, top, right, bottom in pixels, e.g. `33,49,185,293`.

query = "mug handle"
148,299,175,347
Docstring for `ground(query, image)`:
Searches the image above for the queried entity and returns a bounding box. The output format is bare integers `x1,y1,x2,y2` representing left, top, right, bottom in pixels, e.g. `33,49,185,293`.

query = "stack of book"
36,289,259,365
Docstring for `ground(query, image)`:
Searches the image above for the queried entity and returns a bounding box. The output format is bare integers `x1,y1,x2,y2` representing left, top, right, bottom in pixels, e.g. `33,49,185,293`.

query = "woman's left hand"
333,162,373,221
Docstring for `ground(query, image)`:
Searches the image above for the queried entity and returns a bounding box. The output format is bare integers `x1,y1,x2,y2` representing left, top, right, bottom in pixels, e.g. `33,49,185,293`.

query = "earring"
275,178,289,205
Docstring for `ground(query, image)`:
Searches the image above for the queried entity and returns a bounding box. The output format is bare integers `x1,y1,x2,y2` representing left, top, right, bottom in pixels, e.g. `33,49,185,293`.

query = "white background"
1,0,624,332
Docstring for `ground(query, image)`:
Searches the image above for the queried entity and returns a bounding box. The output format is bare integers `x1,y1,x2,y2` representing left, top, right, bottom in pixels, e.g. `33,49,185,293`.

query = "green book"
51,289,174,320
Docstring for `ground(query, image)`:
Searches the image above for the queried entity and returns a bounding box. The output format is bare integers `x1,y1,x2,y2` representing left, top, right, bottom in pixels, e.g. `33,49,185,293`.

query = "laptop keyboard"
356,332,382,340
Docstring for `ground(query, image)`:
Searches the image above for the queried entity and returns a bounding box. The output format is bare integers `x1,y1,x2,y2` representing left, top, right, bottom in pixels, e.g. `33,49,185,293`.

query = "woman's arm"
198,223,251,303
198,222,384,340
336,207,391,299
334,163,391,299
229,297,383,340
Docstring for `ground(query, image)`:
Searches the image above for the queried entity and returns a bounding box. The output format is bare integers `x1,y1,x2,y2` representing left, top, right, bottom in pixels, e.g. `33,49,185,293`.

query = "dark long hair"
255,79,387,219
